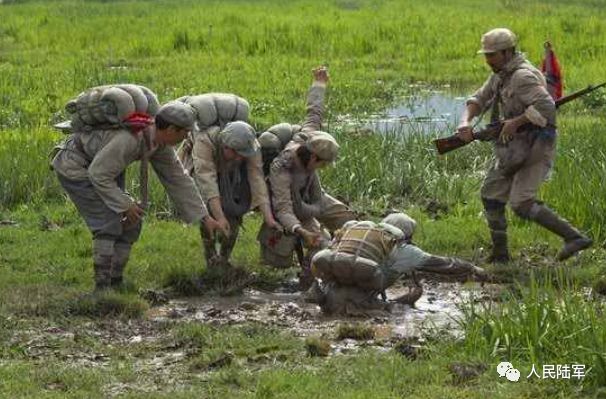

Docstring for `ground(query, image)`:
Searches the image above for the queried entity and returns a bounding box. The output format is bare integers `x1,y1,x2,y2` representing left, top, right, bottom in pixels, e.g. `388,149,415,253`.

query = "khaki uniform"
192,127,269,211
468,53,556,208
310,220,484,314
268,83,354,235
468,52,590,261
52,127,207,286
313,220,482,289
191,126,269,264
258,82,354,270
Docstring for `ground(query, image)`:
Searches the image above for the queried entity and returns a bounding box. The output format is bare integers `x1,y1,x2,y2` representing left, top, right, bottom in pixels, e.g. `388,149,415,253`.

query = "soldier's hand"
124,203,145,225
499,119,519,143
264,214,281,231
201,215,221,236
216,217,231,237
299,228,321,248
456,123,474,143
313,66,329,84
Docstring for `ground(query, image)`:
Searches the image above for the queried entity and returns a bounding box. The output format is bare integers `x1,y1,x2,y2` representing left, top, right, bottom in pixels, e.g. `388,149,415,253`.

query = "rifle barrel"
556,82,606,108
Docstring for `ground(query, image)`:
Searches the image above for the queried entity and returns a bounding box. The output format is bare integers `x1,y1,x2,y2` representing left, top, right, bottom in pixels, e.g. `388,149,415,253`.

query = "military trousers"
481,135,556,208
56,173,142,243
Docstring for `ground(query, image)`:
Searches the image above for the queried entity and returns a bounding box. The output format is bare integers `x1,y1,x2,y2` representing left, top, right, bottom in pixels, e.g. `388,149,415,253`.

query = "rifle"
434,82,606,155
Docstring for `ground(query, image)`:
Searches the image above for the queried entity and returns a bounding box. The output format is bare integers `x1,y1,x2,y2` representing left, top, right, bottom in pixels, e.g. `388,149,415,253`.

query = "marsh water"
337,88,467,136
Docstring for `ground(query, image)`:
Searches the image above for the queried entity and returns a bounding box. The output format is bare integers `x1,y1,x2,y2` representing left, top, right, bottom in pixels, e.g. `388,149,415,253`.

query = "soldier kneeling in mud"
257,66,356,288
306,213,487,315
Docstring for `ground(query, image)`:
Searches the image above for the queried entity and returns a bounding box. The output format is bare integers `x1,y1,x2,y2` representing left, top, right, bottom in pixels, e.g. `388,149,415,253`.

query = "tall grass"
459,269,606,387
1,0,605,239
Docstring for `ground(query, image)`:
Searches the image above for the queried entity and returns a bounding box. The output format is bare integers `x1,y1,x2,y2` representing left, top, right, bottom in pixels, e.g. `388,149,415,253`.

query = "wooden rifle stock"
434,81,606,155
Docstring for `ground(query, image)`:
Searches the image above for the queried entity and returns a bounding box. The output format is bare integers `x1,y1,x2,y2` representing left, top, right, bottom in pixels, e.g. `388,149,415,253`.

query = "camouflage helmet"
478,28,517,54
381,213,417,239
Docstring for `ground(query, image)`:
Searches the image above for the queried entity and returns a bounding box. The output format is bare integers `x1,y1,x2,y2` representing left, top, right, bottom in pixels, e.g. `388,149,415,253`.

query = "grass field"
2,0,606,397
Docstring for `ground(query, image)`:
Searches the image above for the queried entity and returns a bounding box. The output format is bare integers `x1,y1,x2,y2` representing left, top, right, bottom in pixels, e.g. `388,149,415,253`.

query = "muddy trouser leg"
112,221,142,287
317,193,357,233
508,136,592,260
480,160,513,263
56,174,124,290
219,216,241,262
200,223,217,268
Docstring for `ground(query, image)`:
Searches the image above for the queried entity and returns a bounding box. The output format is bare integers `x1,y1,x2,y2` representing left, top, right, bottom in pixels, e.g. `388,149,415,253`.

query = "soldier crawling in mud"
257,67,356,286
456,28,592,263
306,213,486,315
52,85,219,291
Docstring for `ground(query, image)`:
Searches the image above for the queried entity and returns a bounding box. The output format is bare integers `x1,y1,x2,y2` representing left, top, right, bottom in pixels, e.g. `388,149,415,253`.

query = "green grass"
2,0,606,397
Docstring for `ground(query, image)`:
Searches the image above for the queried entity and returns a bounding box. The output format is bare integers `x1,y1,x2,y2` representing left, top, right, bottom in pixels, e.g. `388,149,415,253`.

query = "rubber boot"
529,205,593,261
483,199,510,264
487,230,511,264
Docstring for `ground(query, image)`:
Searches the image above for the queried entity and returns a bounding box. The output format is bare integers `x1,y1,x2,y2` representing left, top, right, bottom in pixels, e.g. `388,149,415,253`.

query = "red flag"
541,41,563,100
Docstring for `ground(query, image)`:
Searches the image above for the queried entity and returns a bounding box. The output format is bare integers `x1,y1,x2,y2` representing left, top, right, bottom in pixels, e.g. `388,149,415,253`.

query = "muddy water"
149,281,497,351
337,88,467,135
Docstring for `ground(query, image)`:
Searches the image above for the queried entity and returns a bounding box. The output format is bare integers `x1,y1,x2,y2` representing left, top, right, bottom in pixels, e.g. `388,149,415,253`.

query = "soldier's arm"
418,255,483,275
247,152,270,210
514,69,556,127
466,74,499,113
268,156,301,233
308,173,324,203
387,243,432,275
87,131,139,214
300,67,329,134
457,75,497,141
150,145,209,223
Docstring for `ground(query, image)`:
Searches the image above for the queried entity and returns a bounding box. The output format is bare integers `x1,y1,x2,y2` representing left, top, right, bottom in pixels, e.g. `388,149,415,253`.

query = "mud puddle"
149,281,500,353
337,87,466,135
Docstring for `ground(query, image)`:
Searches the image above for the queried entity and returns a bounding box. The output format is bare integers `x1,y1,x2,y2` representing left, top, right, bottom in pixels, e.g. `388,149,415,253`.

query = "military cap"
478,28,517,54
221,121,260,158
157,101,196,130
306,131,339,162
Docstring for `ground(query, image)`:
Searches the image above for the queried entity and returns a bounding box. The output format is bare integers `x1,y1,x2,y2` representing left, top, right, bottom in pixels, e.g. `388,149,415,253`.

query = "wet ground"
4,279,504,397
148,280,502,353
337,87,467,135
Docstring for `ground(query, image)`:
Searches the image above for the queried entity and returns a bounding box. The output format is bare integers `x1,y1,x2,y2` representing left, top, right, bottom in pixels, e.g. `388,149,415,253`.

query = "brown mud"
149,280,503,351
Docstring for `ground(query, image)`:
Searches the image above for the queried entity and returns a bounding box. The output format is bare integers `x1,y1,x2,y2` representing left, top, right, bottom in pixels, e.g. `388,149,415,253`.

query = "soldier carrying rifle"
455,28,592,263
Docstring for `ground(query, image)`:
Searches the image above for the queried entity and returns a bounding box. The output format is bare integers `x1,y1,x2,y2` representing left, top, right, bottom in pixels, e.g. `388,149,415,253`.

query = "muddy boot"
529,204,593,261
111,242,132,289
487,231,510,263
93,238,114,292
483,198,510,264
